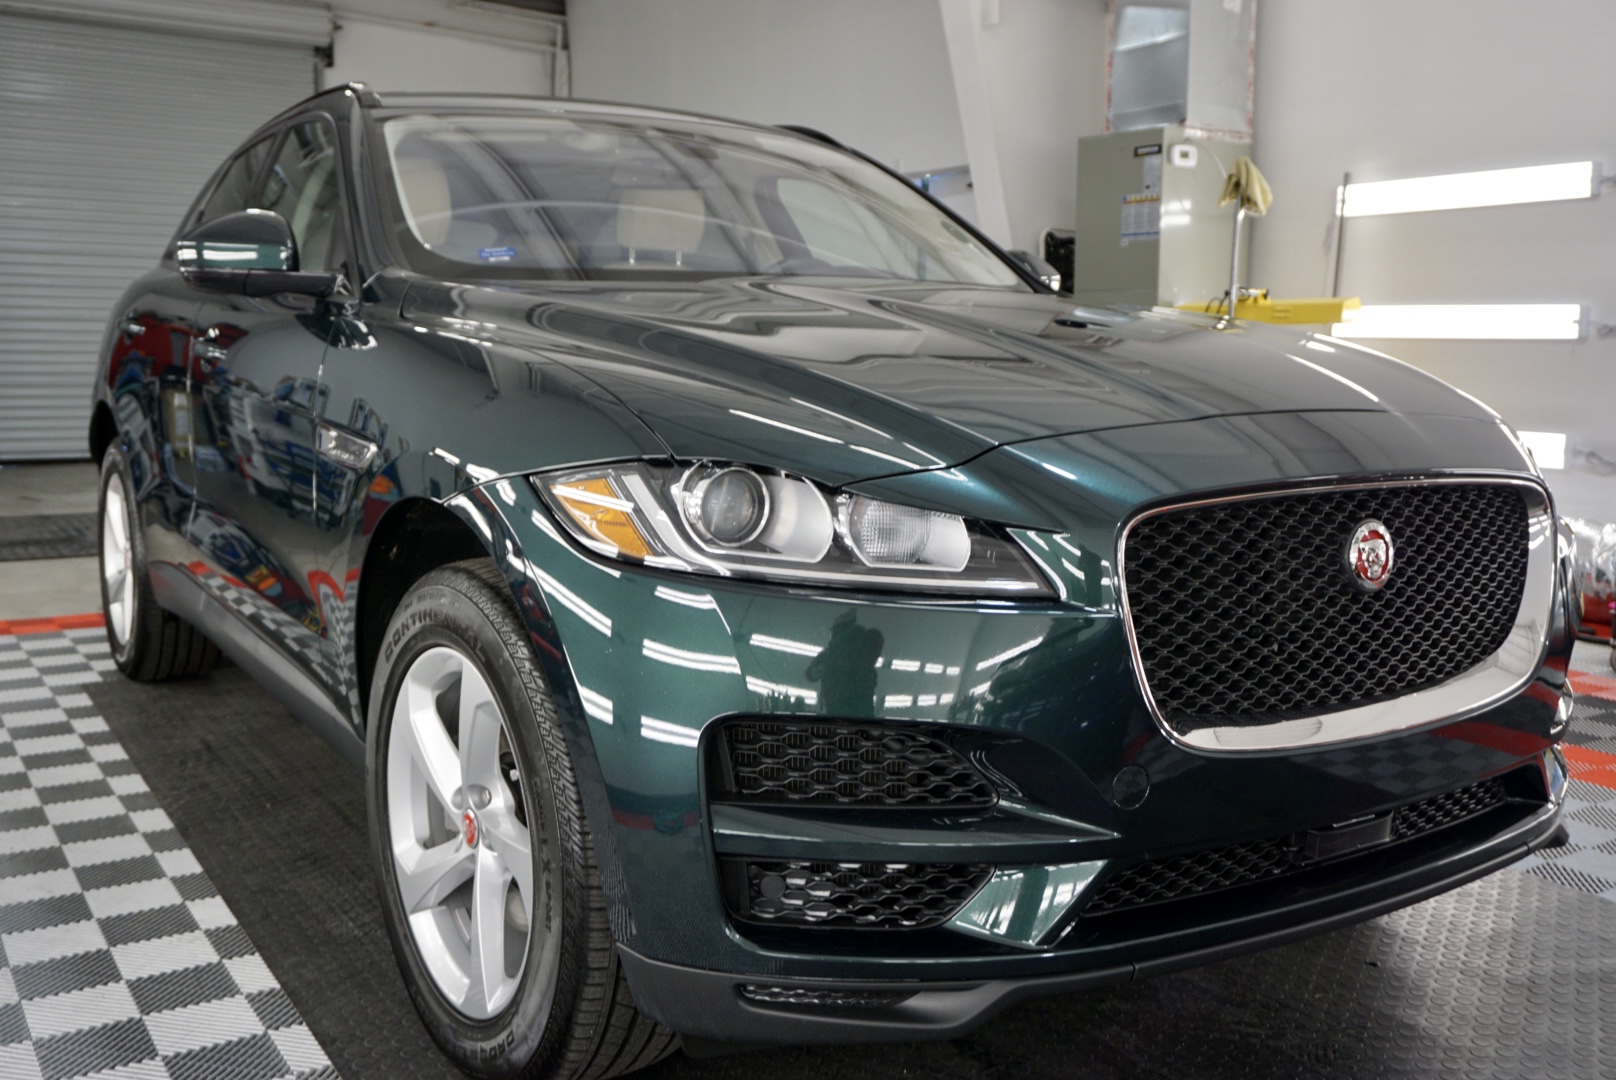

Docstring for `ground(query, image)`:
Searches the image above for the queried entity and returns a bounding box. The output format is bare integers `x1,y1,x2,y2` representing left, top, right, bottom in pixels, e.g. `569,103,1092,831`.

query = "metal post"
1330,171,1350,297
1226,204,1246,318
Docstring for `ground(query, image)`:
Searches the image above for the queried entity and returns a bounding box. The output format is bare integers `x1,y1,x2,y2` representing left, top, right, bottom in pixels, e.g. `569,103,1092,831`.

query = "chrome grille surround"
1117,476,1555,752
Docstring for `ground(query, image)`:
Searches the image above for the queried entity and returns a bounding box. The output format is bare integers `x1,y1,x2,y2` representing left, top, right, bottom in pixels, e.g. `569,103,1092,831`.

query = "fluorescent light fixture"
1331,304,1583,341
1517,430,1567,470
1340,162,1597,217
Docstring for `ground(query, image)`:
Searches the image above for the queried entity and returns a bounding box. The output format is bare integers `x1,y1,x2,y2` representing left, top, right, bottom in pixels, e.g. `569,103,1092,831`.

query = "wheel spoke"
481,809,533,910
388,642,536,1022
107,489,127,549
398,666,464,810
469,847,512,1012
395,838,475,913
106,565,128,596
457,662,503,793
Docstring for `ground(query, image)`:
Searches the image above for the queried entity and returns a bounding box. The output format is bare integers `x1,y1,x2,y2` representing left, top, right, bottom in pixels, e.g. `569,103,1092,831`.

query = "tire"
368,560,676,1079
98,446,219,682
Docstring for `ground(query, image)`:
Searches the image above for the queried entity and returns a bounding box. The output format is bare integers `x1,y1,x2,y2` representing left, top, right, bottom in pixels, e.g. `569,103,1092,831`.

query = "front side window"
195,135,274,228
258,119,347,272
372,112,1023,287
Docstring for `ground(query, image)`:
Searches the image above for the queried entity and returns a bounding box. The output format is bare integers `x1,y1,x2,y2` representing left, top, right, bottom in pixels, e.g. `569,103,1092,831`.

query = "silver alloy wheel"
388,646,535,1019
101,471,134,647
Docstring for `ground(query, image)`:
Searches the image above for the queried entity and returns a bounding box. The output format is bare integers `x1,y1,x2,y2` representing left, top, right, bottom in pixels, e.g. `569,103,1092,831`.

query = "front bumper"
453,456,1573,1038
621,800,1567,1044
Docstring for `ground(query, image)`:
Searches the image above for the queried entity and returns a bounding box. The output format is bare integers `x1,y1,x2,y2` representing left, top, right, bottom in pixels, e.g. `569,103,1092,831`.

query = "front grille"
727,859,992,929
1083,777,1510,917
717,720,996,808
1123,483,1530,730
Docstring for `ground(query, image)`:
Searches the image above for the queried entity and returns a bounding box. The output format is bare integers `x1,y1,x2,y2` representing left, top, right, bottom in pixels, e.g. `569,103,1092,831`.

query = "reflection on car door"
183,116,354,702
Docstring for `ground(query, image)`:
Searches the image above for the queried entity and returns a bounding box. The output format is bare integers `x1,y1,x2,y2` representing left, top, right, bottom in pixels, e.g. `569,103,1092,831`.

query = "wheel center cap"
461,809,479,848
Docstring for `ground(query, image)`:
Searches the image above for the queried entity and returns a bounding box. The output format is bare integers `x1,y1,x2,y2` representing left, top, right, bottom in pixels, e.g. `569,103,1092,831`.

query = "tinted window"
196,136,274,227
259,120,347,272
773,178,942,280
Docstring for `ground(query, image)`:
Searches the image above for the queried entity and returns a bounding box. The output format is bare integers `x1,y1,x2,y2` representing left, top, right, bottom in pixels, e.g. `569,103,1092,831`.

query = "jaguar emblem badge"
1347,520,1394,591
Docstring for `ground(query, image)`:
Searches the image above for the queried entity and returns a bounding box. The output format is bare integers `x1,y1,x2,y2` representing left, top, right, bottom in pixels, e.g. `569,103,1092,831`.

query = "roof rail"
775,124,844,149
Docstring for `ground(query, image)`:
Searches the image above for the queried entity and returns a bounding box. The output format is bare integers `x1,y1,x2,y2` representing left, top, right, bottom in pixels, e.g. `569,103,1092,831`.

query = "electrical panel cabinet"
1069,125,1248,310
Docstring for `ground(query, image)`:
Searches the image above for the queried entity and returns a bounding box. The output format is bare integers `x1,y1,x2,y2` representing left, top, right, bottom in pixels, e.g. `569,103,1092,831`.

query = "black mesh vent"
739,985,913,1009
719,720,996,808
730,859,991,929
1392,776,1507,840
1123,483,1530,730
1083,777,1511,917
1083,838,1295,916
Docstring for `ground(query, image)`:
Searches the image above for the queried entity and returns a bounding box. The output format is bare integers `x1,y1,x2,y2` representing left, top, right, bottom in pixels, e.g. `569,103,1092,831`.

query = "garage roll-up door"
0,10,323,459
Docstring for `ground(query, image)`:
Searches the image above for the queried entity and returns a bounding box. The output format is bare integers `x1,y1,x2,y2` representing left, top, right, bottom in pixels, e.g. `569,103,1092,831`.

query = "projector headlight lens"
684,466,770,547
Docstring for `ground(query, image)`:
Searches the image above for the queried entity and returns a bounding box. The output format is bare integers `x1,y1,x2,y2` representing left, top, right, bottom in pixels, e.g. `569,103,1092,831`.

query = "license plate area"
1296,813,1395,864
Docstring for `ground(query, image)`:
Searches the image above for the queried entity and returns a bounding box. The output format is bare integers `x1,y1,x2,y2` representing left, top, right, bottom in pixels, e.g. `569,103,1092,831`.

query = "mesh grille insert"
729,859,992,929
1123,483,1530,731
1083,777,1510,917
718,720,996,808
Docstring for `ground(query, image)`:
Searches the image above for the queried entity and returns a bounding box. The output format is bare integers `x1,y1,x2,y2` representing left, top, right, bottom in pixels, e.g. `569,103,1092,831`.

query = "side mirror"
1007,249,1063,292
177,209,341,298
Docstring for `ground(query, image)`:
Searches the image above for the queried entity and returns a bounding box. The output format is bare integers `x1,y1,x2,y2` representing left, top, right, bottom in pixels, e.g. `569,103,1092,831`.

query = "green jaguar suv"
90,85,1574,1078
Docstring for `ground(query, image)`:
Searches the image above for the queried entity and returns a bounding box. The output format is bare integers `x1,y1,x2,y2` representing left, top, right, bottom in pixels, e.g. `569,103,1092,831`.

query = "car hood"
399,277,1501,486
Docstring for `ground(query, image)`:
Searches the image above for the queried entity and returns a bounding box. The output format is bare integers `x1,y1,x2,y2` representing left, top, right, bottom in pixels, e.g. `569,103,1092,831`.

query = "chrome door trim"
1115,474,1556,753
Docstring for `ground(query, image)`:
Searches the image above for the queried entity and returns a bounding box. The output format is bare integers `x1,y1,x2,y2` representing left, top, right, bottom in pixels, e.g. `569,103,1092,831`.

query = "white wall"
568,0,966,176
940,0,1108,250
1250,0,1616,521
320,0,559,96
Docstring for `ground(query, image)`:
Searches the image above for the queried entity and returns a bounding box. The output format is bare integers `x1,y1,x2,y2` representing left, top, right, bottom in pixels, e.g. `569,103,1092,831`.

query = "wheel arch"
357,486,638,949
353,496,491,719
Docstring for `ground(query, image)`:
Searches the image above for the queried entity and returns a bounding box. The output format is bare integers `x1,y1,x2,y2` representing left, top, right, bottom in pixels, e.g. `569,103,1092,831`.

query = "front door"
184,116,355,701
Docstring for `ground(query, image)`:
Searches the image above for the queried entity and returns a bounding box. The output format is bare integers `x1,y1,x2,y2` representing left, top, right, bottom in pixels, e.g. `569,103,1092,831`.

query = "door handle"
118,319,144,339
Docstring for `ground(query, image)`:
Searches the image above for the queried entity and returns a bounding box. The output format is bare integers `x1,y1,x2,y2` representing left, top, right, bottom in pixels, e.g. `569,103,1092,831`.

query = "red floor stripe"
1570,671,1616,702
0,612,105,637
1561,744,1616,792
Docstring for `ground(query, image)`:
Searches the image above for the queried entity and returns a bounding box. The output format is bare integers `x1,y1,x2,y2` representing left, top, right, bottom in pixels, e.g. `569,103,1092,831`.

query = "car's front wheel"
368,560,676,1079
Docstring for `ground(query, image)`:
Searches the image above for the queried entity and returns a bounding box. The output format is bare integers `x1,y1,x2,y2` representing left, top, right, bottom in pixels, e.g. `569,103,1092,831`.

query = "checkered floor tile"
0,627,337,1080
1512,639,1616,900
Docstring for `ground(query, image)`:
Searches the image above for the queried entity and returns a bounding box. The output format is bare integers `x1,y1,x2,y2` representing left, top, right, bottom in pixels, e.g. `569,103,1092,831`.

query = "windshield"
374,112,1023,286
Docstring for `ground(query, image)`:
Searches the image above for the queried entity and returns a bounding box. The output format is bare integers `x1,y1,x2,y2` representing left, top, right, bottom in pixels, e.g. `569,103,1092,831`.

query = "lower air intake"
1083,776,1510,917
717,719,997,808
726,859,992,930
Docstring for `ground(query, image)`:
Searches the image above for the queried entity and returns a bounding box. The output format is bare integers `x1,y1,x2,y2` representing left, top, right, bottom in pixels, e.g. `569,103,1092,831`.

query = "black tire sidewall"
367,569,578,1079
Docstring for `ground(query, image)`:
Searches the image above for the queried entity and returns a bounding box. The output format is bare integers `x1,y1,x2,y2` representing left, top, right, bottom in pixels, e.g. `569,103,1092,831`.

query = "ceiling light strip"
1340,162,1597,217
1331,304,1584,341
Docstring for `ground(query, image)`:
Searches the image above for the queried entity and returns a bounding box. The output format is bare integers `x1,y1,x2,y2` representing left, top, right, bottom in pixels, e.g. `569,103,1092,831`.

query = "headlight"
536,461,1052,596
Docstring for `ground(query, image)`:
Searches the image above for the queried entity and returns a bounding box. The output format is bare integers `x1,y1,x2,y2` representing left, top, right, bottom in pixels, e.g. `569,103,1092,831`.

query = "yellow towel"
1219,156,1273,215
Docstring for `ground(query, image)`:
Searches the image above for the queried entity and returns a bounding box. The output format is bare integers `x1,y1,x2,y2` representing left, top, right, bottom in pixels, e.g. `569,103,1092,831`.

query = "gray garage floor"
0,464,102,622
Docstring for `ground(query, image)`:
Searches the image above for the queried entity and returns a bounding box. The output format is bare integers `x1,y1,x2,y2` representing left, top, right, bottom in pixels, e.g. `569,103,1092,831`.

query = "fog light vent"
718,720,996,808
726,858,992,929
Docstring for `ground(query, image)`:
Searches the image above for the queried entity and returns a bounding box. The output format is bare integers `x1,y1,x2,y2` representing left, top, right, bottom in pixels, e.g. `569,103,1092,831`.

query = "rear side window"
195,136,274,228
